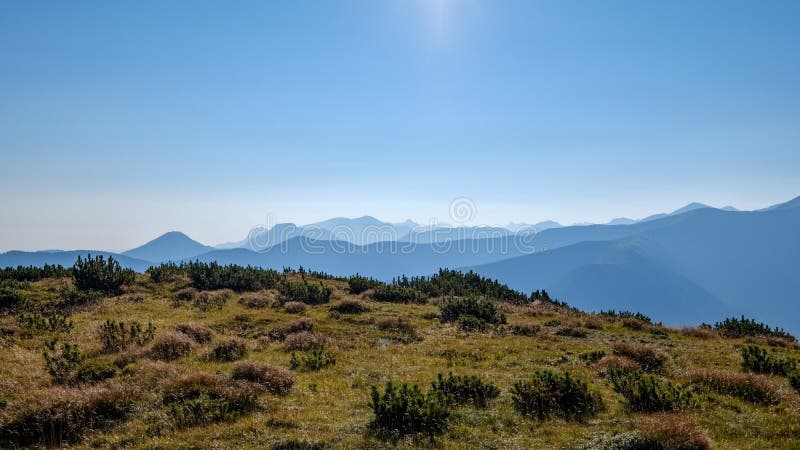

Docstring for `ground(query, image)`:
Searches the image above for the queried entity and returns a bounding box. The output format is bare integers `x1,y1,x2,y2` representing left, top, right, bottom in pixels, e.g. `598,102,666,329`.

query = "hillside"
0,261,799,449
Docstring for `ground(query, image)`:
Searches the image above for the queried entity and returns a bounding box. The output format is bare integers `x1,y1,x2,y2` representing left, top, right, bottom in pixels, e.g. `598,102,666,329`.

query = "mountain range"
1,197,798,332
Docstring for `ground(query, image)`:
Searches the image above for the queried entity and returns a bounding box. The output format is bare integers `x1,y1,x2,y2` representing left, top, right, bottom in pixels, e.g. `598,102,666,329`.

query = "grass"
0,273,798,448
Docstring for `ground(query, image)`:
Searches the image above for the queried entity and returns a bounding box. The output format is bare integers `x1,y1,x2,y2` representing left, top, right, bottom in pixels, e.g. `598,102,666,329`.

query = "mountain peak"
670,202,711,216
122,231,211,263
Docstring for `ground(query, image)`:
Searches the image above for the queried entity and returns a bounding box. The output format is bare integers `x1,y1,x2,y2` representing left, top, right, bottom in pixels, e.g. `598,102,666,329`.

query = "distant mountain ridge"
122,231,212,263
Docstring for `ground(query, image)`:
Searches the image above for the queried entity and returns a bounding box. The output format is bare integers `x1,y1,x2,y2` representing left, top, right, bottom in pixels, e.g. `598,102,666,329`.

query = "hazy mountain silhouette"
0,251,151,272
122,231,212,262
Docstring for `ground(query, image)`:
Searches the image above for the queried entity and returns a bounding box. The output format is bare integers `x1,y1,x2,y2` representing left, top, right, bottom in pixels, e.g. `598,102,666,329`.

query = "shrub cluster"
330,299,370,314
17,311,73,334
393,269,529,304
42,340,83,384
555,325,588,338
284,301,307,313
347,274,381,294
72,255,134,295
290,349,337,371
210,338,248,362
74,360,120,383
430,373,500,408
279,280,332,304
231,360,295,395
162,372,261,428
369,382,450,438
509,322,542,337
715,316,795,341
372,284,426,303
148,261,282,291
98,320,156,352
0,264,69,282
579,349,606,364
609,370,693,412
740,345,797,376
510,369,603,421
598,310,653,324
193,289,233,312
439,296,506,331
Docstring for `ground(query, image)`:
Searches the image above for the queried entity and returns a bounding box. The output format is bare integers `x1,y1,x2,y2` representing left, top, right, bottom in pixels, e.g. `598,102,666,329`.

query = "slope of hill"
0,250,152,272
122,232,212,263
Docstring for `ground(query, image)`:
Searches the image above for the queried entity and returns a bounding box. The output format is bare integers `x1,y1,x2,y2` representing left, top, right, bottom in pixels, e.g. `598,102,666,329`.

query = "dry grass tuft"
635,413,711,450
376,316,416,332
283,301,307,313
509,322,542,337
582,316,604,330
238,292,274,308
231,360,295,395
613,341,667,372
330,299,371,314
209,338,248,362
689,369,781,405
621,317,646,330
595,355,640,373
175,323,215,344
175,287,199,301
680,327,717,339
149,331,198,361
284,331,328,351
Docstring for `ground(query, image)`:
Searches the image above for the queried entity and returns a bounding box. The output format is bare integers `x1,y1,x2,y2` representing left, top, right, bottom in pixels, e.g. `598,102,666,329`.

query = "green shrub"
290,349,336,372
789,371,800,393
270,440,327,450
59,288,104,308
609,370,693,412
231,360,295,395
184,262,282,292
372,284,426,303
146,262,185,283
42,340,82,384
72,255,134,295
279,280,332,304
17,311,73,334
0,264,69,282
579,349,607,364
598,310,653,324
368,381,450,438
715,316,795,341
210,338,248,362
511,370,603,421
457,314,488,331
439,296,506,326
391,269,529,304
348,274,380,294
74,360,120,383
162,373,260,428
740,345,797,376
0,283,25,312
430,373,500,408
98,320,156,352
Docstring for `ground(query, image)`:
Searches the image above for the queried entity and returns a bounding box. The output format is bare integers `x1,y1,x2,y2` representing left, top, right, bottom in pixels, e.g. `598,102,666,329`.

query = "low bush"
348,274,380,294
582,316,604,330
789,371,800,393
740,345,797,376
72,255,134,295
231,360,295,395
284,331,327,351
149,331,198,361
175,323,215,344
330,299,370,314
162,372,261,428
609,370,693,412
579,349,607,364
622,317,646,330
239,292,272,308
430,372,500,408
0,382,139,447
715,316,795,341
457,314,488,331
372,284,426,303
284,301,307,313
74,360,120,383
42,340,83,384
181,262,282,292
509,322,541,337
635,413,712,450
98,320,156,352
680,326,717,339
689,369,780,405
175,287,198,301
17,311,73,334
290,349,337,371
613,342,668,372
279,280,332,304
439,296,506,326
210,338,248,362
598,310,653,324
510,370,603,421
368,381,450,438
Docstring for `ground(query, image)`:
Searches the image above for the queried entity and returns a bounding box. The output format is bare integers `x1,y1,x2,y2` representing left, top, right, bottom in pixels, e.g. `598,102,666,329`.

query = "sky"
1,0,799,251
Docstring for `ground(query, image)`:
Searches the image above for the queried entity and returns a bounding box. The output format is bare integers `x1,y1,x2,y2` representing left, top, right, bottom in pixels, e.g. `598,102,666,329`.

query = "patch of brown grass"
679,327,717,339
689,369,781,405
149,331,198,361
509,322,542,337
283,301,307,313
175,287,199,301
330,299,370,314
175,323,215,344
595,355,640,373
209,338,248,362
284,331,328,352
239,292,274,308
376,316,416,332
613,341,667,372
621,317,646,330
635,413,711,450
231,360,295,395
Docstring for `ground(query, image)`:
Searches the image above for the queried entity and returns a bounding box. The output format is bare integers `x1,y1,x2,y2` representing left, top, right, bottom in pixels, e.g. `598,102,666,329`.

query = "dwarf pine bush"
98,320,156,352
372,284,426,303
279,280,332,304
17,311,73,334
369,381,450,438
439,296,506,327
72,255,134,295
609,370,693,412
290,349,336,372
42,340,83,384
348,274,380,294
715,316,795,341
511,370,603,421
740,345,797,376
430,373,500,408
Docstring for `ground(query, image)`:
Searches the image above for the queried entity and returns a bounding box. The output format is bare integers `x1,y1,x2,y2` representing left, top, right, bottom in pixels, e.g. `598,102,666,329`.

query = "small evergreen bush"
290,349,336,371
74,360,120,383
579,349,607,364
510,370,603,421
42,340,83,384
430,373,500,408
439,296,506,326
740,345,796,376
72,255,134,295
372,284,426,303
98,320,156,352
609,370,693,412
348,274,380,294
368,381,450,438
715,316,795,341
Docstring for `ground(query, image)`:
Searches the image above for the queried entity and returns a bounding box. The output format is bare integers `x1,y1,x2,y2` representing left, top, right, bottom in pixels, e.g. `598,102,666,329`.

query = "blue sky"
1,0,799,251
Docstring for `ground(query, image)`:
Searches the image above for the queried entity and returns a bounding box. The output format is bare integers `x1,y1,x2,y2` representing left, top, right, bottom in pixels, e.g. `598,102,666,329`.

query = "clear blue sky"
1,0,798,251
